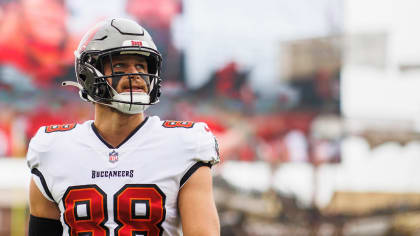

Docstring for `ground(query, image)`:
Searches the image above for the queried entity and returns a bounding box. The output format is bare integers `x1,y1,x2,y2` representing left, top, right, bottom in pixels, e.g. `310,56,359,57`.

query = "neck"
94,104,145,148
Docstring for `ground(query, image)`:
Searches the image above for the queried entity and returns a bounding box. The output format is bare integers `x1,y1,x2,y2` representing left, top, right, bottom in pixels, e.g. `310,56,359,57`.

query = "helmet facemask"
76,48,162,114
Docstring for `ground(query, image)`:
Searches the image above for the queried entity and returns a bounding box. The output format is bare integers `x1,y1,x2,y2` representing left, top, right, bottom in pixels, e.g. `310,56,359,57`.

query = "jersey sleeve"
26,126,56,202
179,122,220,188
193,122,220,166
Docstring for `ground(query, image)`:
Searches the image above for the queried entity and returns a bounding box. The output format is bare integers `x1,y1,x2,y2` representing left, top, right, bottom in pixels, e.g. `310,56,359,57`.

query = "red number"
63,185,108,236
45,124,76,133
162,120,194,128
62,184,166,236
114,184,166,236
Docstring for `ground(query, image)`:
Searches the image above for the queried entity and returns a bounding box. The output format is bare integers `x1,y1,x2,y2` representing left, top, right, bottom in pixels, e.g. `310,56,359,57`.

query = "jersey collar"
91,117,149,149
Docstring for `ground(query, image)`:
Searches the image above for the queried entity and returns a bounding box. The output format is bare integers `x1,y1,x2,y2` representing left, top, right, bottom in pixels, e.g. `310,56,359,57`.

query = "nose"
125,64,149,91
126,65,143,80
127,64,139,74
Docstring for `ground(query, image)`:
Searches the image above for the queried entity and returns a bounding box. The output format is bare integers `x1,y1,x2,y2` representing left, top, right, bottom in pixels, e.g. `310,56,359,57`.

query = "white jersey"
27,116,219,236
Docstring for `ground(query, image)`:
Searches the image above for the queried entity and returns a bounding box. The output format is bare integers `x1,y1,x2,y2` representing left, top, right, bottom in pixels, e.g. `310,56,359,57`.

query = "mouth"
120,84,147,93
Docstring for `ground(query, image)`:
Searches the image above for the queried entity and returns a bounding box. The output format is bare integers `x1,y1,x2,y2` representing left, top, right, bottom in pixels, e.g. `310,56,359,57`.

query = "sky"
342,0,420,122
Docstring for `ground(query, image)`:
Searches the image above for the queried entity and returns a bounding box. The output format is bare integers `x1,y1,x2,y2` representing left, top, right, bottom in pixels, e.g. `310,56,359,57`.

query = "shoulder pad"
29,123,77,152
192,122,220,165
29,126,56,153
159,120,220,165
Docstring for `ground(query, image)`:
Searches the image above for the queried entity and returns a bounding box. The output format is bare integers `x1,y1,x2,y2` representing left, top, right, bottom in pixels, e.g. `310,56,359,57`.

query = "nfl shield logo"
109,150,119,163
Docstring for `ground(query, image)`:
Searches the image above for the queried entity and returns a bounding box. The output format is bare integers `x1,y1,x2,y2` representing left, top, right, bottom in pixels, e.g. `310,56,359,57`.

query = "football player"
27,18,220,236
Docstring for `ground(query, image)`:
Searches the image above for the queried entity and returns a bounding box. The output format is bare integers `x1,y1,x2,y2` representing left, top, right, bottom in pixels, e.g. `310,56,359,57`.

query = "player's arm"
28,178,62,235
178,165,220,236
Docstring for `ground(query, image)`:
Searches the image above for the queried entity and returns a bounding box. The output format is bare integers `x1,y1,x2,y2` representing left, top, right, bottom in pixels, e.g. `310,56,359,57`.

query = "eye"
136,64,146,70
113,63,123,69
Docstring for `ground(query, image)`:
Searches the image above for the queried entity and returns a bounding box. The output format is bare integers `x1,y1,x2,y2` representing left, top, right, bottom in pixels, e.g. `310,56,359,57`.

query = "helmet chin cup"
109,92,151,114
111,103,150,114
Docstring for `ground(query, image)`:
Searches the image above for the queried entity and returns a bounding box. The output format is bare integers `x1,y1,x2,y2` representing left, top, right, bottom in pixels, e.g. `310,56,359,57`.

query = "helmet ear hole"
96,83,111,98
79,74,87,82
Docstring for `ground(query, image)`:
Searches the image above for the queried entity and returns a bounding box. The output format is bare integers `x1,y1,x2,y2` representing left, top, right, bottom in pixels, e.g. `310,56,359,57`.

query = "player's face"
103,55,149,94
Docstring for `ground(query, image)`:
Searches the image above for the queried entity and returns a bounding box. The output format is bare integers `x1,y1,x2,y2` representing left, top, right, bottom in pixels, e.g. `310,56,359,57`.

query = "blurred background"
1,0,420,235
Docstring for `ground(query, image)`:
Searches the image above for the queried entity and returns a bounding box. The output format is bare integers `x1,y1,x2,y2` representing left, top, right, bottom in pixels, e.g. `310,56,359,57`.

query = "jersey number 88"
63,184,166,236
